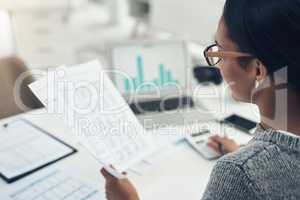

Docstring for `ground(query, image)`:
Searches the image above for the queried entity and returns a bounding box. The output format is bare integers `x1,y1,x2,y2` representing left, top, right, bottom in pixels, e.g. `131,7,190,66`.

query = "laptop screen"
111,41,188,96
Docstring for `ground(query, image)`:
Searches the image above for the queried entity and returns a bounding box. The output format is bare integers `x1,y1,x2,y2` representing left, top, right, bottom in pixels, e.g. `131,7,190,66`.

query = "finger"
106,190,113,200
209,135,225,144
209,135,221,140
105,187,111,194
207,141,221,153
207,140,219,149
101,168,117,181
106,185,118,199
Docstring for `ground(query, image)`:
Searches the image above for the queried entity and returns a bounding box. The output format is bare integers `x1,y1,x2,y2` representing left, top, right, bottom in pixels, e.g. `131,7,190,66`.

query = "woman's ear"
255,59,268,82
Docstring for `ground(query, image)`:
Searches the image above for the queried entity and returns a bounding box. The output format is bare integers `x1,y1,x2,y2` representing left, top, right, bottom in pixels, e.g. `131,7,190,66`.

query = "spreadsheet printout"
29,60,156,176
0,169,105,200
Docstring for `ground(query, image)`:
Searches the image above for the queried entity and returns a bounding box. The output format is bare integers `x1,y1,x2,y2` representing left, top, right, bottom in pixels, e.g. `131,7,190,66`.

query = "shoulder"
219,138,273,167
211,137,280,189
201,140,272,200
202,146,261,200
208,139,272,189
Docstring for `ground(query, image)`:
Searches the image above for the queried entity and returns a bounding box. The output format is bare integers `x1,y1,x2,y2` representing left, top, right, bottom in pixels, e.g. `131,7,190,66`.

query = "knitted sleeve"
201,160,258,200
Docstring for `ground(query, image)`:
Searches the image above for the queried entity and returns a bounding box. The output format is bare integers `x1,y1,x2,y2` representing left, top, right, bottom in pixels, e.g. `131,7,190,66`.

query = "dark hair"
223,0,300,89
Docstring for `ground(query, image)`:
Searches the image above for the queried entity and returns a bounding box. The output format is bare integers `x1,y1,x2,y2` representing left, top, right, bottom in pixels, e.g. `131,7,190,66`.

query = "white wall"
151,0,225,45
0,0,73,10
0,10,16,57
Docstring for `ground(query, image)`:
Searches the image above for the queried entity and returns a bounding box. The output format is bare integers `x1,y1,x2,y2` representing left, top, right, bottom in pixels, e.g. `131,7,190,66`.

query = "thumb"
101,168,117,181
210,135,225,144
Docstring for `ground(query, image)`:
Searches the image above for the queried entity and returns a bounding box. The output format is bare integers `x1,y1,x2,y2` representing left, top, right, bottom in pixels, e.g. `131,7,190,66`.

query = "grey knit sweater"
202,126,300,200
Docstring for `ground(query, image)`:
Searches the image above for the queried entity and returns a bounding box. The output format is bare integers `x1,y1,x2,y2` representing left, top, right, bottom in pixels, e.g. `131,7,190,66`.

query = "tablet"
0,119,77,183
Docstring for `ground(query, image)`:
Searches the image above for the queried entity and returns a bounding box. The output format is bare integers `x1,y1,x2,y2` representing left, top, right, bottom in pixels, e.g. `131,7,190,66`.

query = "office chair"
0,56,43,119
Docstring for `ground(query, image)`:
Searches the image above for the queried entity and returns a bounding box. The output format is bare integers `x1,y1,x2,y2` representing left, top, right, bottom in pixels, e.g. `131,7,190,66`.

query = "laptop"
110,40,215,130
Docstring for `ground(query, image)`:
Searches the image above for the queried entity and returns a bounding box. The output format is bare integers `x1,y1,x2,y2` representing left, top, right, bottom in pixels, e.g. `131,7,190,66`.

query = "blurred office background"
0,0,224,69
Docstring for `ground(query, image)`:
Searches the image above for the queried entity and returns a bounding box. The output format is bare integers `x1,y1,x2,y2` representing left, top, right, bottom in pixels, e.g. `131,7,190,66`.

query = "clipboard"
0,119,77,184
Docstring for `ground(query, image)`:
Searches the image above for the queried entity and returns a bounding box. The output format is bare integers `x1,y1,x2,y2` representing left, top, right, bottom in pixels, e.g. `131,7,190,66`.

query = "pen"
191,129,210,138
219,143,225,155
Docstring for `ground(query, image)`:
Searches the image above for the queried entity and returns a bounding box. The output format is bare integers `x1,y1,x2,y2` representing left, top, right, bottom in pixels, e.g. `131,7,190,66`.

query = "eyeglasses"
203,44,253,66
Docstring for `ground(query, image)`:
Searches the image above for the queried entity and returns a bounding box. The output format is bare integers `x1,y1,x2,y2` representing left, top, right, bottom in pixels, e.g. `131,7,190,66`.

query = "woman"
101,0,300,199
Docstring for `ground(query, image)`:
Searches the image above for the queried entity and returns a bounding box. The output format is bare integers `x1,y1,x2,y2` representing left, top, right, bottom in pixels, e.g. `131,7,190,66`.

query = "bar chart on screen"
123,55,179,93
112,41,187,94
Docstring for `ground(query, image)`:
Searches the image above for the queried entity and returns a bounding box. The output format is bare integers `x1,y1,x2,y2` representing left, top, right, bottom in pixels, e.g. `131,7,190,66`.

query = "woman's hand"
207,135,240,154
101,168,139,200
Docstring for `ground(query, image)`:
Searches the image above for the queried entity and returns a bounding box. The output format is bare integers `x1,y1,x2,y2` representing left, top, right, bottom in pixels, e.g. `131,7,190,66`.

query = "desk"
0,93,258,200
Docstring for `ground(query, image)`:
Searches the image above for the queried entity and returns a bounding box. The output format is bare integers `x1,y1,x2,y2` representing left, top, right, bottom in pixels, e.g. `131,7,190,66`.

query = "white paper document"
29,61,155,177
0,120,75,181
0,169,105,200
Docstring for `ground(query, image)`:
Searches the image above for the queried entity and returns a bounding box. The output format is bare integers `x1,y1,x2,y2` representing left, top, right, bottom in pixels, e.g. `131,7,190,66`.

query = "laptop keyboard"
129,96,194,115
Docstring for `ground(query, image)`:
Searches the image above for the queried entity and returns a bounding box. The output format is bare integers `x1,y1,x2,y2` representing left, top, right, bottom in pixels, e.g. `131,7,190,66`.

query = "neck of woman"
254,85,300,135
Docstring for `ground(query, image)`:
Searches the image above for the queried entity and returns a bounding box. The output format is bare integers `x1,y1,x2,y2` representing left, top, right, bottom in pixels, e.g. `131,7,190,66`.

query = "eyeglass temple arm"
205,51,252,58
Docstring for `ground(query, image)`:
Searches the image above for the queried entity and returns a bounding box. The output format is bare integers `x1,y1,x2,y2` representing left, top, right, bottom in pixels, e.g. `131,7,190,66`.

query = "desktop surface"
0,84,258,200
